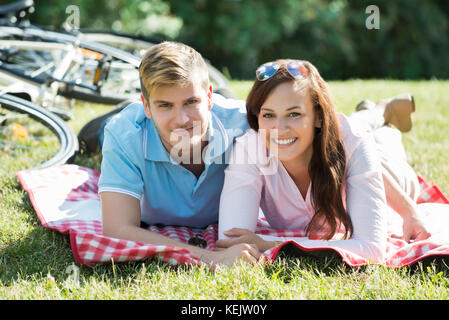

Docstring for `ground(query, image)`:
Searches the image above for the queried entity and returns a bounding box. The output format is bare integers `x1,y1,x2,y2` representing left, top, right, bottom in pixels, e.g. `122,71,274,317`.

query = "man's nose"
173,107,189,126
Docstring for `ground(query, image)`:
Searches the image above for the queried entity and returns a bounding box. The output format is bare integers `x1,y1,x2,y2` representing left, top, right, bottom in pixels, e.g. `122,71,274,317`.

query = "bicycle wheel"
79,30,235,97
0,92,78,169
0,25,141,105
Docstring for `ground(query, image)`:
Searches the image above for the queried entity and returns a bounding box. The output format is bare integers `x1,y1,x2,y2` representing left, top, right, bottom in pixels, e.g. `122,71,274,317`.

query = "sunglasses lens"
256,62,280,81
287,61,307,79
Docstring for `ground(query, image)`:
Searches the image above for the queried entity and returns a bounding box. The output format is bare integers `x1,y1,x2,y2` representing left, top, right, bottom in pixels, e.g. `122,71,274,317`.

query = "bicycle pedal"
47,107,74,121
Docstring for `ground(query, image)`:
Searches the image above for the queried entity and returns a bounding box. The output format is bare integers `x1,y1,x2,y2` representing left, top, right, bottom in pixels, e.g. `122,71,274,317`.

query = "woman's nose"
275,117,290,134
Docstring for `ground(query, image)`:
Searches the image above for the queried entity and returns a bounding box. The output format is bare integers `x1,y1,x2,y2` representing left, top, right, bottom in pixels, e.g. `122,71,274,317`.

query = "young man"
98,41,260,267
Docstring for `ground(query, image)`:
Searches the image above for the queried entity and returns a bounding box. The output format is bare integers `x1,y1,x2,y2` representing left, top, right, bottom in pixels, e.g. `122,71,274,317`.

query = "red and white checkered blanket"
16,164,449,268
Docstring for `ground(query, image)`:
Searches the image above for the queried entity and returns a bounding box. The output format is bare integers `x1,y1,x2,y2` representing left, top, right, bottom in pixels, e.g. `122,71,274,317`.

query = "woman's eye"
288,112,301,118
262,113,274,119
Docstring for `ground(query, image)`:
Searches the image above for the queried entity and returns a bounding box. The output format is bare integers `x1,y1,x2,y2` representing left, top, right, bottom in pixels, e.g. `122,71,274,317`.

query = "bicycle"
0,24,141,107
0,88,78,169
0,0,235,104
78,30,235,97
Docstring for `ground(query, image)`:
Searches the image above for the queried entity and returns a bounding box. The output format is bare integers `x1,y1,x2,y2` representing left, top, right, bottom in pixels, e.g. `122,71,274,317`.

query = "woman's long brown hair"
246,60,353,240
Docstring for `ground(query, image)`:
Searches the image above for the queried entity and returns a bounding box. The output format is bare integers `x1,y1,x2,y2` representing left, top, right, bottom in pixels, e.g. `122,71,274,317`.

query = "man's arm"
100,191,260,267
382,171,431,242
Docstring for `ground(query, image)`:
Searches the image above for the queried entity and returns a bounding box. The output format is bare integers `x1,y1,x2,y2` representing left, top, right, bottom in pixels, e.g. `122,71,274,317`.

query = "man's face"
141,75,212,162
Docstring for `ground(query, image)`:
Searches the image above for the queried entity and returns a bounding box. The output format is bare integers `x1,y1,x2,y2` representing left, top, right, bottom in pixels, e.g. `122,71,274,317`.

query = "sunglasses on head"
255,60,309,81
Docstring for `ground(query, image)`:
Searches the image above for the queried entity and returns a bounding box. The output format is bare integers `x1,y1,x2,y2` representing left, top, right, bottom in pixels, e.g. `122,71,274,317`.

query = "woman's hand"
401,211,431,243
204,243,261,267
382,171,432,243
216,228,279,252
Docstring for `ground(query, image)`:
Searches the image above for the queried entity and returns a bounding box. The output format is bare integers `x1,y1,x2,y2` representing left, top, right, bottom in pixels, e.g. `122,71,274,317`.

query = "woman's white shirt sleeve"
218,139,263,239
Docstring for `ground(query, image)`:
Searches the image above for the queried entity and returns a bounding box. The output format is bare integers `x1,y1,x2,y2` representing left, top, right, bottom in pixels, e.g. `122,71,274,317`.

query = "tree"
30,0,181,39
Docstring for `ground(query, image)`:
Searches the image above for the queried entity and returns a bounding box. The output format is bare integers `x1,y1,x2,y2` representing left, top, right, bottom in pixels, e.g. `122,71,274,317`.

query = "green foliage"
345,0,449,79
170,0,316,78
26,0,449,79
170,0,449,79
29,0,182,39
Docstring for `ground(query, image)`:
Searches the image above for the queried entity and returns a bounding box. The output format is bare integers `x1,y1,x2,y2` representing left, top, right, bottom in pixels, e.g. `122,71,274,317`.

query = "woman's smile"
272,137,298,147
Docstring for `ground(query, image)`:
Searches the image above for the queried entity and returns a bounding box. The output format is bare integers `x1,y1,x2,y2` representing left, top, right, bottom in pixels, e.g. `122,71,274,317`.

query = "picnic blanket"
16,164,449,268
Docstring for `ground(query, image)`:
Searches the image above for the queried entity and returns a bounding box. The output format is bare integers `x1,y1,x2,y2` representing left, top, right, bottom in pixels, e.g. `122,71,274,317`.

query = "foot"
376,93,415,133
355,99,376,111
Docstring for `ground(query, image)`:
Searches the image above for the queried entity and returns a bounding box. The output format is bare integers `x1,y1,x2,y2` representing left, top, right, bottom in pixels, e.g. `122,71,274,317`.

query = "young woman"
216,60,435,263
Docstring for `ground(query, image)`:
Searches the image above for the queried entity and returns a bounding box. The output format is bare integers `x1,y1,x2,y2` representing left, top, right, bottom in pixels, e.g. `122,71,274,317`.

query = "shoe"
355,99,376,111
376,93,415,133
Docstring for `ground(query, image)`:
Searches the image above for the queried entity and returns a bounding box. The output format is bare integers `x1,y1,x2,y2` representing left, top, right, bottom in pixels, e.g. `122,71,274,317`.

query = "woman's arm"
101,191,261,267
218,133,267,241
217,228,308,252
307,133,389,262
218,162,263,240
218,136,310,252
382,170,431,242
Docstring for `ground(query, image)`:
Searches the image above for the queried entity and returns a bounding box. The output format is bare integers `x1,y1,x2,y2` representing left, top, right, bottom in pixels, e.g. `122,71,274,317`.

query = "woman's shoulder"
337,113,373,157
231,129,275,170
233,129,261,159
337,113,369,138
235,128,259,144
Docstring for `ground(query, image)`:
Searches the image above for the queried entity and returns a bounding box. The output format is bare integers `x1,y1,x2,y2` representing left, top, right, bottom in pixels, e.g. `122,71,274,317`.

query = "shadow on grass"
265,242,449,284
0,197,74,285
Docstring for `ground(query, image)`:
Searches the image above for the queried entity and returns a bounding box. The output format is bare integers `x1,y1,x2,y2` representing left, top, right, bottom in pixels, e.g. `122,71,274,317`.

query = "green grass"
1,80,449,300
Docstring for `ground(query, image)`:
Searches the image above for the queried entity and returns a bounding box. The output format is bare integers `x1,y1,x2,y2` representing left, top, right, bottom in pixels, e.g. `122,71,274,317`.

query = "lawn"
1,80,449,300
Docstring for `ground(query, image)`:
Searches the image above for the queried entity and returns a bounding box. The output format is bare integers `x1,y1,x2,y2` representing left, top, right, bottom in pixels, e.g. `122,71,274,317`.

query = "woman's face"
257,81,320,165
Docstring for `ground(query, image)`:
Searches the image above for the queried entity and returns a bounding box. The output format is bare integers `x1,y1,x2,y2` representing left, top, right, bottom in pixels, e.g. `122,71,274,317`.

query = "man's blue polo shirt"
98,94,249,228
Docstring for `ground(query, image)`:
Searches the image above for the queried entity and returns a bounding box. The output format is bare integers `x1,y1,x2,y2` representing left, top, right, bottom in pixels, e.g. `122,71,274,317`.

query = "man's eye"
185,99,198,106
159,103,171,108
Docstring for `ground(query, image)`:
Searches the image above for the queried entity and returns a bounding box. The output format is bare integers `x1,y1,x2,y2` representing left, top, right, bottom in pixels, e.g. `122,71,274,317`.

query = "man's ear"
141,94,152,119
207,84,213,111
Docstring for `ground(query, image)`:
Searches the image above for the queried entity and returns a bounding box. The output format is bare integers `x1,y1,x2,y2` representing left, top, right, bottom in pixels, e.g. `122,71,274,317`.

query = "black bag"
77,99,136,154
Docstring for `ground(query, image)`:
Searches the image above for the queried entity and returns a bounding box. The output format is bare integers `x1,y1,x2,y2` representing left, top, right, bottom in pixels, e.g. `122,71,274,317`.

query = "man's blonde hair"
139,41,209,101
